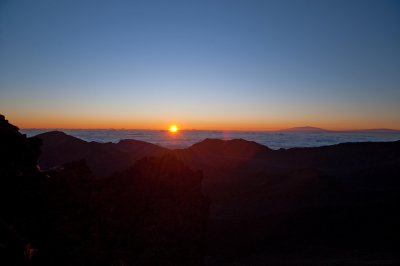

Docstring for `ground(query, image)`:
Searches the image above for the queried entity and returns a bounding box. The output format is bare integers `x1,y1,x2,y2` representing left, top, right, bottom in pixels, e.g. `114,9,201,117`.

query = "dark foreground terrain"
0,115,208,266
1,114,400,265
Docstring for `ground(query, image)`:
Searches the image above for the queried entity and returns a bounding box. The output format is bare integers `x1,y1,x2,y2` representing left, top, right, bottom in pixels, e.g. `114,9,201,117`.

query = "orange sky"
4,110,400,131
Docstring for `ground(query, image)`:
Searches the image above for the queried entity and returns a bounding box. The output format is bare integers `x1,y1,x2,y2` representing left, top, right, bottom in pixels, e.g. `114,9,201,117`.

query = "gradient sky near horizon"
1,0,400,130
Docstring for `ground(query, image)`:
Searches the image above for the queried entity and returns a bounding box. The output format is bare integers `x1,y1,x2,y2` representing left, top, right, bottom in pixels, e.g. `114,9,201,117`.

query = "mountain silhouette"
36,131,169,177
3,114,400,265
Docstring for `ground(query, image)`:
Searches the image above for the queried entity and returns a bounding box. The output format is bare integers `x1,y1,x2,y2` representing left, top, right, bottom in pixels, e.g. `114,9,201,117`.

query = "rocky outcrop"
0,115,42,265
0,115,42,177
0,115,43,265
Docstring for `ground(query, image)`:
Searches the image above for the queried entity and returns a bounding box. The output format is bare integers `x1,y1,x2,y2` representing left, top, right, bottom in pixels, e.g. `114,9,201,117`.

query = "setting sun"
168,125,179,133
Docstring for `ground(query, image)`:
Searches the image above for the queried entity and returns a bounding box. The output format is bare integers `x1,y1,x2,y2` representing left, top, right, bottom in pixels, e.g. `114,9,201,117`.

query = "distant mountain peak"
279,126,329,133
36,130,85,142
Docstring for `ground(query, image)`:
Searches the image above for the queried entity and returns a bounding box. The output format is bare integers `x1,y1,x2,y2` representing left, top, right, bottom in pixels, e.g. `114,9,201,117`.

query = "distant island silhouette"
278,126,400,133
278,126,330,133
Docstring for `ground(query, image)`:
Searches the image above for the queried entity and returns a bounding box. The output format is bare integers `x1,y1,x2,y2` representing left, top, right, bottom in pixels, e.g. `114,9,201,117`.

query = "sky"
1,0,399,130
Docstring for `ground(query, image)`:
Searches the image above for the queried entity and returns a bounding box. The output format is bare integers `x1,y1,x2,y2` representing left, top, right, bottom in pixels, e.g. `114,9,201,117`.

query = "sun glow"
168,124,179,133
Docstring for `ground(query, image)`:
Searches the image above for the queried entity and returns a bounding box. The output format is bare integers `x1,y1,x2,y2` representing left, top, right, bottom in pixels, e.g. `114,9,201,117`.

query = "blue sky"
1,0,399,129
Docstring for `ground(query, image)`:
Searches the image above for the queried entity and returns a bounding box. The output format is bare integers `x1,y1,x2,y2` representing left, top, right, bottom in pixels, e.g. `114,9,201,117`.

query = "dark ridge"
116,138,168,152
35,130,88,147
188,138,271,156
35,131,169,178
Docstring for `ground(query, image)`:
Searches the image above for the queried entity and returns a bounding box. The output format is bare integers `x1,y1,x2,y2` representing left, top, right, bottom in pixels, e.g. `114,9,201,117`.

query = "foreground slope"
34,129,400,264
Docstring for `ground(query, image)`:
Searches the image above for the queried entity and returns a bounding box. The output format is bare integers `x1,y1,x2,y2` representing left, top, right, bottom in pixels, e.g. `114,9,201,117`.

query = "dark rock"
0,115,43,265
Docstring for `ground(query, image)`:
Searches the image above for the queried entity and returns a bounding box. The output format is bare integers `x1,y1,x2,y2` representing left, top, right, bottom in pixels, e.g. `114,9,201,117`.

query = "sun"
168,124,179,133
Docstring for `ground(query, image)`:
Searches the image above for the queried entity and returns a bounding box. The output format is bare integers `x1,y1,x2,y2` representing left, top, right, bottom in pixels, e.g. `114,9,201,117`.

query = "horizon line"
20,126,400,132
